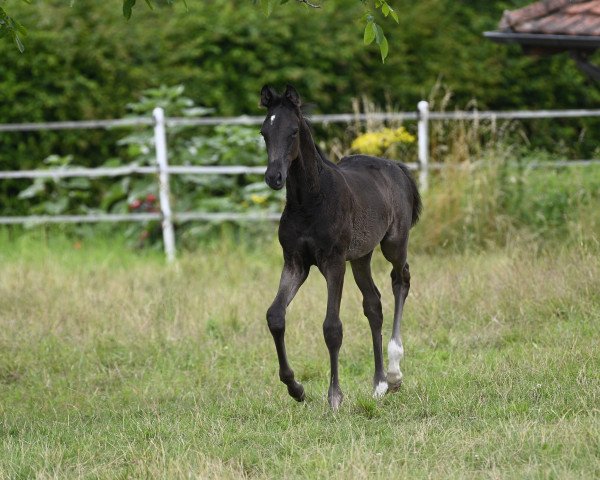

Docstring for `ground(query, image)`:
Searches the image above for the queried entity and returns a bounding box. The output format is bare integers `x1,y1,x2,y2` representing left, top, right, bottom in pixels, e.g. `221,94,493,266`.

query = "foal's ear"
284,84,301,108
260,85,277,108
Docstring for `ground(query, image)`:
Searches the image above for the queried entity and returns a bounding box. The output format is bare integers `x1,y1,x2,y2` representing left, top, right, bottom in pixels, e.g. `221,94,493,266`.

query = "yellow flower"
250,194,268,205
351,127,415,156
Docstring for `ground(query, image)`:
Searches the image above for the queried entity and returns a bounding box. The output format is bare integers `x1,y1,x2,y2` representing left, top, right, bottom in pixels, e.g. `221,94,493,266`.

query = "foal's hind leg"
266,259,309,402
381,234,410,390
350,253,387,398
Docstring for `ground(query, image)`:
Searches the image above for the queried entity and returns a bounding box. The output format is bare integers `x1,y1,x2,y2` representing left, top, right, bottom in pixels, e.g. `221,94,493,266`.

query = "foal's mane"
302,115,338,169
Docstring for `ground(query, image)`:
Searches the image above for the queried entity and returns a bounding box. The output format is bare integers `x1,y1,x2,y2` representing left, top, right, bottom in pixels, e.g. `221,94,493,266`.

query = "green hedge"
2,1,599,120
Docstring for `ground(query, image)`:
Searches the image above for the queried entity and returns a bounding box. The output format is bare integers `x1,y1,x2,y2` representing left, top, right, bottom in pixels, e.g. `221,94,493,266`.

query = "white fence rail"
0,165,269,179
1,103,600,261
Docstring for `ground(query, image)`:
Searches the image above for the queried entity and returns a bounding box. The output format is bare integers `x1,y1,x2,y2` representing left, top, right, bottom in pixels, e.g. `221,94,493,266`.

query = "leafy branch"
0,1,29,52
2,0,398,60
296,0,321,8
363,1,399,62
260,0,399,62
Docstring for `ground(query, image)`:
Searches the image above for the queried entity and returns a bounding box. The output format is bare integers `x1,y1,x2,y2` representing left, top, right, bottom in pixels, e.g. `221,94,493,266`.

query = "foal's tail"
397,163,422,227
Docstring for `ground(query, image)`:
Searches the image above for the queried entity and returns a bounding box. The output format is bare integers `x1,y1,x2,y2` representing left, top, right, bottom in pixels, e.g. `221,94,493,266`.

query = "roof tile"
500,0,600,36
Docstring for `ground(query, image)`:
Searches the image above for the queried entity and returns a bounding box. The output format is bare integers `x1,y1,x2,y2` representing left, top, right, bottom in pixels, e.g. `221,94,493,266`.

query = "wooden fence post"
153,107,176,262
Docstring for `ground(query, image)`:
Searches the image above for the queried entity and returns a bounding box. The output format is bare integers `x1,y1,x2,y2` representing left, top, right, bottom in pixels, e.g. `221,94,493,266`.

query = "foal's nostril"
265,171,284,189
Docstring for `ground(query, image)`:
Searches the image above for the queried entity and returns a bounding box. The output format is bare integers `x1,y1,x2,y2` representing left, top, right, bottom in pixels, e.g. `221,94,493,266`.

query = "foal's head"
259,85,303,190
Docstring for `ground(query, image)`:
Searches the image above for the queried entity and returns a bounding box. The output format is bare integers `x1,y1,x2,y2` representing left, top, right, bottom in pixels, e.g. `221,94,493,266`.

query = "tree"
0,0,398,60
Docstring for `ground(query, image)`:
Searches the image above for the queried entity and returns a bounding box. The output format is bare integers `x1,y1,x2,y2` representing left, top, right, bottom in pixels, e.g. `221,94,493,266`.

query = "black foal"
261,85,421,410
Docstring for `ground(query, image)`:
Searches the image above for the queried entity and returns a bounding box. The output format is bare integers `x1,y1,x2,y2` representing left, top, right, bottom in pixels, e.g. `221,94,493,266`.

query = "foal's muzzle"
265,170,284,190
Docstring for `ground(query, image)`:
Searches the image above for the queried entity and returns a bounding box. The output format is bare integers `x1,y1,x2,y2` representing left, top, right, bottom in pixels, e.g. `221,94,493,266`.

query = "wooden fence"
1,104,599,261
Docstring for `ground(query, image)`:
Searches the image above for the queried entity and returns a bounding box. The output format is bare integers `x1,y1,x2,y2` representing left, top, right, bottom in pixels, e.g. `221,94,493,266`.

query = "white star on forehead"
270,114,276,125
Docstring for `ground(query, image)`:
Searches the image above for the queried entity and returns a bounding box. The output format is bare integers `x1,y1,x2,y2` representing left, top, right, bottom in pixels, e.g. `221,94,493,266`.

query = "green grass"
0,233,599,478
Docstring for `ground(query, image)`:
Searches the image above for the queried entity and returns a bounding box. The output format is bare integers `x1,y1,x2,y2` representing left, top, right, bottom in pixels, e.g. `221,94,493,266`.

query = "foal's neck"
286,118,325,205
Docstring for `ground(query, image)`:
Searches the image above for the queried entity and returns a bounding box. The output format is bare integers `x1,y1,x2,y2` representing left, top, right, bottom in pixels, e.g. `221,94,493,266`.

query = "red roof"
500,0,600,36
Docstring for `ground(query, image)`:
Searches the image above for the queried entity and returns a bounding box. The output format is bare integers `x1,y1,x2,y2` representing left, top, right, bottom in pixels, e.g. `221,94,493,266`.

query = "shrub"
351,126,415,156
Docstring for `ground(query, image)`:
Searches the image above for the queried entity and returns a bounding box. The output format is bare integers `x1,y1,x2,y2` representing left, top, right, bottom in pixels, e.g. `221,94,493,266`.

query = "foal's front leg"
266,260,308,402
320,259,346,411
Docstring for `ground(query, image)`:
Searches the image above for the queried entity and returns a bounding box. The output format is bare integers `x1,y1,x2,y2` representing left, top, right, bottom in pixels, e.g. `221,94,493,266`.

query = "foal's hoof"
288,382,305,402
387,371,403,392
328,388,344,411
373,381,389,399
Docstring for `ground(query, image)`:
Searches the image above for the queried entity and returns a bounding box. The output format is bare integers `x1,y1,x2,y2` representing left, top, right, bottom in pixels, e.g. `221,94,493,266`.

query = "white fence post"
417,100,430,192
153,107,176,262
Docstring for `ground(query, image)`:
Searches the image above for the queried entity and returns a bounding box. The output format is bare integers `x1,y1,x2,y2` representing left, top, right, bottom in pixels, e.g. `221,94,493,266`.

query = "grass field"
0,233,599,478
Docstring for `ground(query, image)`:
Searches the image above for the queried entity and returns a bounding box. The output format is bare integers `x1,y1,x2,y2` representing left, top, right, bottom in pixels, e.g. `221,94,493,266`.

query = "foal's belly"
346,207,390,261
339,164,394,261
